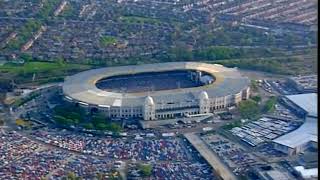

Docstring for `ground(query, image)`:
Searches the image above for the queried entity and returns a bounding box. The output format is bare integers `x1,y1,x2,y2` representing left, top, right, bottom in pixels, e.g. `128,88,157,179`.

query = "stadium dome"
145,96,155,105
199,91,209,100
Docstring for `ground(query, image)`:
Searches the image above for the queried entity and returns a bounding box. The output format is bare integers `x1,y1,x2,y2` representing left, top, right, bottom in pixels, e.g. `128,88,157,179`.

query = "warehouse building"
273,93,317,155
287,75,317,93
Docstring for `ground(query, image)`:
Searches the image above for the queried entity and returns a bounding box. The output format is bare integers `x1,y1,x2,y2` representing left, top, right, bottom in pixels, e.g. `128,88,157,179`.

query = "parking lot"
50,155,116,179
229,116,302,147
200,134,259,176
0,127,218,179
270,80,300,95
256,143,286,158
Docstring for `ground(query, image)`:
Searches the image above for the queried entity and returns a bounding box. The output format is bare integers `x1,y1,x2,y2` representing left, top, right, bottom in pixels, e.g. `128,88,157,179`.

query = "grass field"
208,54,317,75
0,61,91,74
120,16,162,24
0,61,92,85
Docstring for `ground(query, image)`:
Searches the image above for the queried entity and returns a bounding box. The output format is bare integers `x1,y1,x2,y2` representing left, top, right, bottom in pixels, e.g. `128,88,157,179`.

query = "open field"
0,61,90,74
0,61,92,85
210,53,317,76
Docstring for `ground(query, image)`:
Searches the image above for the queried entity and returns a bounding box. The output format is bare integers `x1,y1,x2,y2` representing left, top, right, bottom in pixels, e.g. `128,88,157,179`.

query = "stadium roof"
273,116,317,148
294,166,318,179
63,62,250,107
286,93,317,117
274,91,318,149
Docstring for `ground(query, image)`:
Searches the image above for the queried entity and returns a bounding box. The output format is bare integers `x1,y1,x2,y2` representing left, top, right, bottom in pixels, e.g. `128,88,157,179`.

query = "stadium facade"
63,62,250,121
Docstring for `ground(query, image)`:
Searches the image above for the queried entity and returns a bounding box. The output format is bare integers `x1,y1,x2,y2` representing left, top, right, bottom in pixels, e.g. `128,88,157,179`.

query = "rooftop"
294,166,318,179
273,116,317,148
285,93,317,117
289,75,318,91
63,62,250,107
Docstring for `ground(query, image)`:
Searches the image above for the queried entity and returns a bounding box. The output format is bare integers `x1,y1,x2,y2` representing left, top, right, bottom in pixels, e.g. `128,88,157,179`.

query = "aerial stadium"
62,62,250,121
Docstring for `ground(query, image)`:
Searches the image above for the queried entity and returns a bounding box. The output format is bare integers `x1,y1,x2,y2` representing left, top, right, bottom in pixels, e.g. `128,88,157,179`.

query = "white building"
273,93,318,155
294,166,318,179
63,62,250,121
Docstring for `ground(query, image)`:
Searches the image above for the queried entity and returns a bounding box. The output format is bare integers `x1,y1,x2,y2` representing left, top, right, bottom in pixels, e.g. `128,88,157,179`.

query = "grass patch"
120,15,162,24
213,56,313,75
0,61,90,74
100,36,118,46
0,61,91,84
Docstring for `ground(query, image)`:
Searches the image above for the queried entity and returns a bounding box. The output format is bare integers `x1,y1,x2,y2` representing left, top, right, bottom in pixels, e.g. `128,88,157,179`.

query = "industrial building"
63,62,250,121
287,75,317,93
273,93,318,156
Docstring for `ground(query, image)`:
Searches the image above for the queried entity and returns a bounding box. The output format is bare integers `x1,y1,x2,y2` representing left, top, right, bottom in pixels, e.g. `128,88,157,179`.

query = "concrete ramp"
184,133,237,180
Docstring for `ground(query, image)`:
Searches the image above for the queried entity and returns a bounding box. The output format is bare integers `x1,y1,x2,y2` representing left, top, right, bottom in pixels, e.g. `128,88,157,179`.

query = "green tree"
57,57,66,67
62,172,81,180
20,53,33,62
251,95,261,103
95,123,107,130
139,164,153,177
250,80,258,92
83,123,94,129
109,123,122,133
238,100,260,119
92,115,106,126
54,115,74,125
262,96,277,113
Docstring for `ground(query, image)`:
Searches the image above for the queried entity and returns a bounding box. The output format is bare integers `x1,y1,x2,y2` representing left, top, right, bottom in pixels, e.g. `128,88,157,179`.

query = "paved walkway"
140,114,213,129
184,133,237,180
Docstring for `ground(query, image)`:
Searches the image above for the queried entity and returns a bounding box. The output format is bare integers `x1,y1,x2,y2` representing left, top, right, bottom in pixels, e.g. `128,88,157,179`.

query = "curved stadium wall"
62,62,250,120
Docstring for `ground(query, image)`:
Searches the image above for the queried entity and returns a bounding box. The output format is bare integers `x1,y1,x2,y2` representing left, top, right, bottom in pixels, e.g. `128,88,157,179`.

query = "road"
184,133,237,180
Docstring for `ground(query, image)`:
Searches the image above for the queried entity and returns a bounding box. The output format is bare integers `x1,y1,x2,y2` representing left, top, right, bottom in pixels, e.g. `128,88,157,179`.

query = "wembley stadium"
62,62,250,121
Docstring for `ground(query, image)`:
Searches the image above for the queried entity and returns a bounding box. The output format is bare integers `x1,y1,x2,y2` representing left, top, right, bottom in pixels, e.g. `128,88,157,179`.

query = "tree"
169,46,192,61
238,100,260,119
95,123,108,131
251,95,261,103
250,80,258,92
109,123,122,133
92,115,106,126
138,164,153,177
54,115,74,125
83,123,94,129
20,53,33,62
57,57,66,67
53,104,85,124
262,96,277,113
62,172,81,180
